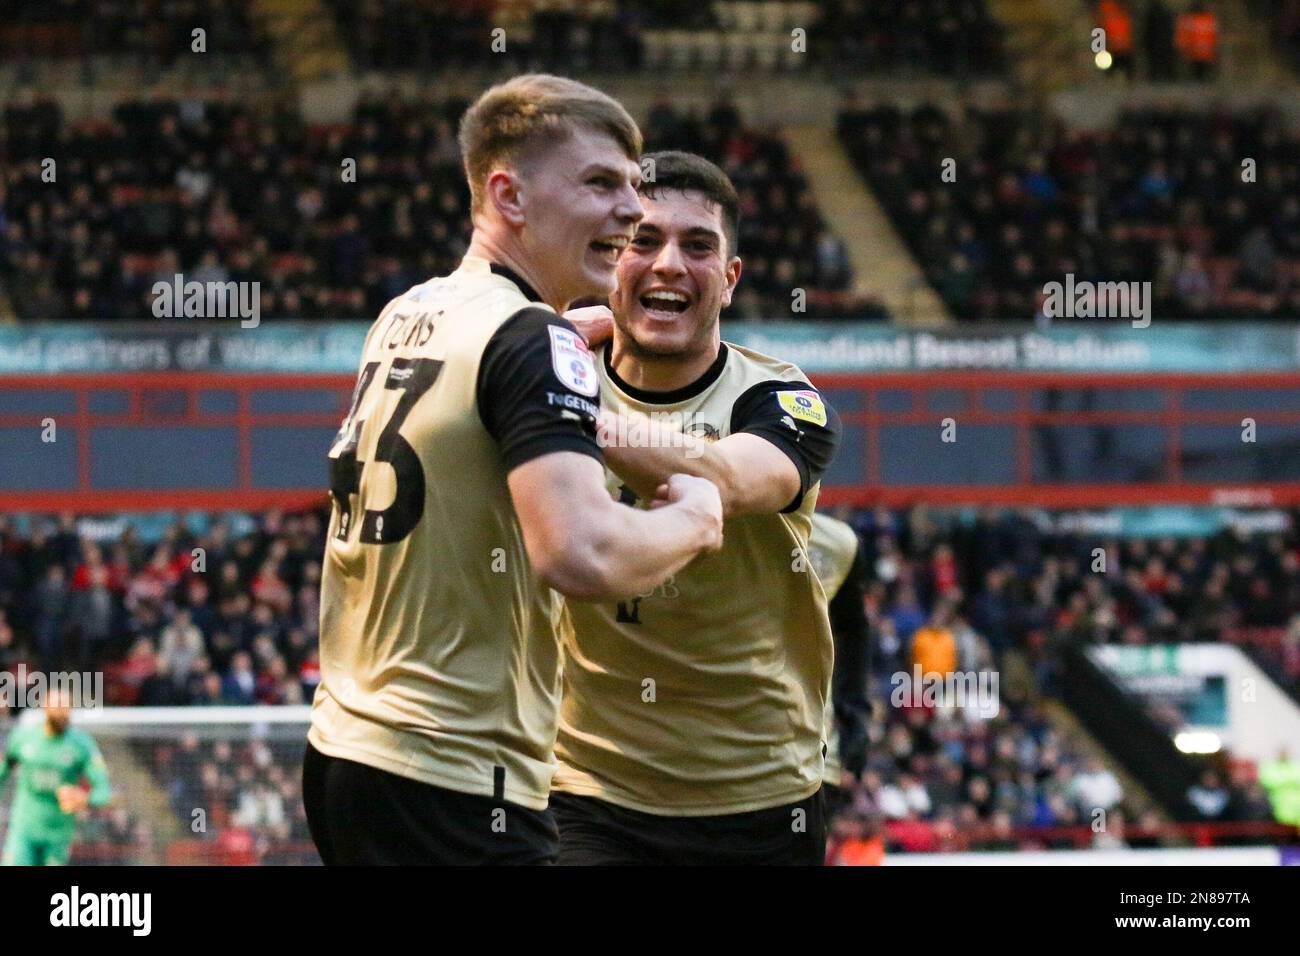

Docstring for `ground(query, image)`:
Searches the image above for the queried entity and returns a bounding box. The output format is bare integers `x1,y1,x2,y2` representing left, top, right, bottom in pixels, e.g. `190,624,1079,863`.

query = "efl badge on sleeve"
777,389,828,426
549,326,599,397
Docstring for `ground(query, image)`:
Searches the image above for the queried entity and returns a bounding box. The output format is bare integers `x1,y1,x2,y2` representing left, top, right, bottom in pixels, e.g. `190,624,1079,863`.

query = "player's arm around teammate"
566,309,806,519
599,406,805,519
460,85,724,597
584,197,838,519
511,460,721,601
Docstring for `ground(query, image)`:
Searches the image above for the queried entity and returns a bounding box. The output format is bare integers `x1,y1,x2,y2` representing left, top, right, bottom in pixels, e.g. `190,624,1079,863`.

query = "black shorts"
302,742,558,865
821,781,852,817
551,788,826,866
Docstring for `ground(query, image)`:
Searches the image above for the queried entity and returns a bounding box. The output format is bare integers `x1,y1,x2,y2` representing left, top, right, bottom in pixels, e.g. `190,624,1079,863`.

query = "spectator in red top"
254,656,280,705
299,648,322,698
1175,2,1219,80
887,816,938,853
1097,0,1135,77
250,560,292,616
255,656,297,705
216,826,258,866
1142,556,1170,595
126,546,180,612
115,636,161,705
72,541,126,593
931,543,959,598
107,542,133,588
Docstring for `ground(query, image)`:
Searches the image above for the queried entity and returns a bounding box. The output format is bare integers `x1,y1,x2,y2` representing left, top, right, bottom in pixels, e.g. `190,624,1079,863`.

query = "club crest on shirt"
548,326,599,396
685,421,720,442
777,389,827,426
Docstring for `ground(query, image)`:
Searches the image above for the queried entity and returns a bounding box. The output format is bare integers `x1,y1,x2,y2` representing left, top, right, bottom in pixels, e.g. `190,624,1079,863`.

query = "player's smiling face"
516,126,642,306
611,189,741,359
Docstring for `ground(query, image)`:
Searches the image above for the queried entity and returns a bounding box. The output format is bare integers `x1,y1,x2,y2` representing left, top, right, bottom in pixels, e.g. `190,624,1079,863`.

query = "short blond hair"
459,74,642,214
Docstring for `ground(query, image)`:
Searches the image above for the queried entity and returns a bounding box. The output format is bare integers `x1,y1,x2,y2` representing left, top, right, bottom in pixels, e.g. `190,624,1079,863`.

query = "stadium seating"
0,91,865,322
838,103,1300,320
6,502,1298,861
322,0,1004,77
0,0,271,73
640,97,883,319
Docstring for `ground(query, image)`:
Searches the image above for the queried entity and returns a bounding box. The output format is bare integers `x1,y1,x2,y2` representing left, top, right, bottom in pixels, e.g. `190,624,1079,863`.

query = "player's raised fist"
652,474,724,552
563,305,614,347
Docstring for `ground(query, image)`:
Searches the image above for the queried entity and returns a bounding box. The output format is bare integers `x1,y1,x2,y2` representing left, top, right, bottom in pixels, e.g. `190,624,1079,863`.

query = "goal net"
1,706,315,866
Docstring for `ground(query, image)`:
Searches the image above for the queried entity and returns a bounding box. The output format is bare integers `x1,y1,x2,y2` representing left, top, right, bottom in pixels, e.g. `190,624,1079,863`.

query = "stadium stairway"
98,736,182,864
250,0,350,86
1038,698,1168,831
783,125,951,326
1002,647,1169,833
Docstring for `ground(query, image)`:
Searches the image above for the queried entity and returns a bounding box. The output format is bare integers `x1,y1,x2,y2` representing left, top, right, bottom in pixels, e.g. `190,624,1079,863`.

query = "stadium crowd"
330,0,1004,78
838,102,1300,321
0,90,869,322
0,510,323,706
1091,1,1223,82
0,0,270,72
4,503,1300,860
145,731,314,865
0,0,1005,80
827,504,1300,856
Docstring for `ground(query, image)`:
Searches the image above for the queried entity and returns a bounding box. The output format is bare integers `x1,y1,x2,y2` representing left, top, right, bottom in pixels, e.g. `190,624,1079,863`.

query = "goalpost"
2,706,314,866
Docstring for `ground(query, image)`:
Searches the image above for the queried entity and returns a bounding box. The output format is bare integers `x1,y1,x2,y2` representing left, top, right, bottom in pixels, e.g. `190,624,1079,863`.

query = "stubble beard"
618,307,720,366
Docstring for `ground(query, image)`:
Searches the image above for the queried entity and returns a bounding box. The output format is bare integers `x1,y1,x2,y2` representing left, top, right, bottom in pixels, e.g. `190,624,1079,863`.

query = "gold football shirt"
310,256,604,810
554,342,841,815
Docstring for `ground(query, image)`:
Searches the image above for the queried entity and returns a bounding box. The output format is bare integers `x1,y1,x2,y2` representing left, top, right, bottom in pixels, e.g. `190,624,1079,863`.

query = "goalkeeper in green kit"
0,690,112,866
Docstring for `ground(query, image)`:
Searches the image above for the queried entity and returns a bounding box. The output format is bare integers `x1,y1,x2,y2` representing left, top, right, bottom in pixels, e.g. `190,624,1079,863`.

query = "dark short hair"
639,151,740,256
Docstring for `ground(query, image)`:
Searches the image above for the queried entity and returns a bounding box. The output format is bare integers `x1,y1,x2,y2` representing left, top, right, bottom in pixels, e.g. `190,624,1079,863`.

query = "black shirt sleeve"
829,540,872,778
729,380,841,513
476,307,604,473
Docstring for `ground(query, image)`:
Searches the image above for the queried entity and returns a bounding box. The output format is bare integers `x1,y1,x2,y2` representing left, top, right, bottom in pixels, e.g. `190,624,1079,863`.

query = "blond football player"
305,80,723,866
